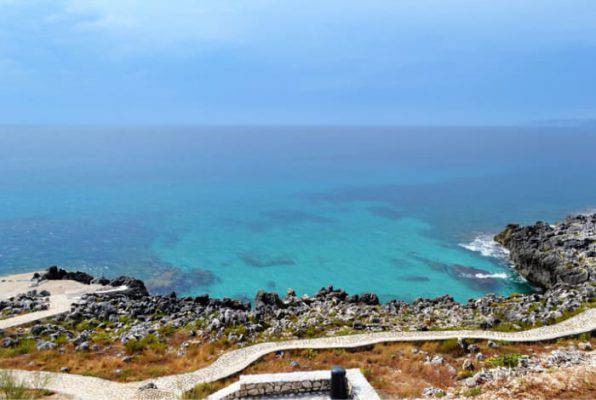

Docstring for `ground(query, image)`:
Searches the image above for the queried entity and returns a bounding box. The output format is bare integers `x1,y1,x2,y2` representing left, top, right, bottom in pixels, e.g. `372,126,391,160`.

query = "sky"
1,0,596,125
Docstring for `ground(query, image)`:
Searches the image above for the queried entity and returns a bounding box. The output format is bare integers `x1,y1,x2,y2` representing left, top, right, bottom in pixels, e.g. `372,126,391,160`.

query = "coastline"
0,214,594,399
0,214,592,341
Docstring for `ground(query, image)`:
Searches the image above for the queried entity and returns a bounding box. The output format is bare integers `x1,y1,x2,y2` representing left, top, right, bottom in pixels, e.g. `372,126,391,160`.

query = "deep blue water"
0,126,594,302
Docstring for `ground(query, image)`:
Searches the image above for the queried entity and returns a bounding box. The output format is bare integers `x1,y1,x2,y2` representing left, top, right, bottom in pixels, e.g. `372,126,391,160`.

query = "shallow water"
0,126,594,302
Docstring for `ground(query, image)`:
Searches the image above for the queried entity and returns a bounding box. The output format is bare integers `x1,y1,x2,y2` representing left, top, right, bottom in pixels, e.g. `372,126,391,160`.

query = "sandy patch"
0,271,117,300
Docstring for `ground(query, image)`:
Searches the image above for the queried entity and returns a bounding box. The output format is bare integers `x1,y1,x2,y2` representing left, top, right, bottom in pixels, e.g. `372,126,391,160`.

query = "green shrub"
301,326,322,338
158,324,177,337
183,381,228,399
464,387,482,397
336,327,354,336
299,349,318,359
438,339,462,355
223,324,248,337
492,322,522,333
76,319,98,332
487,353,522,368
554,306,586,324
124,334,164,354
577,332,591,341
0,338,37,358
527,303,540,312
90,331,113,345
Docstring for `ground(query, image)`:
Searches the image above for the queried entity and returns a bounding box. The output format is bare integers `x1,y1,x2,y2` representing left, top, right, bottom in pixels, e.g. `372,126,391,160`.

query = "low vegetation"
0,317,593,397
487,353,523,368
183,381,230,399
464,387,482,397
0,329,232,382
184,337,594,399
0,371,52,400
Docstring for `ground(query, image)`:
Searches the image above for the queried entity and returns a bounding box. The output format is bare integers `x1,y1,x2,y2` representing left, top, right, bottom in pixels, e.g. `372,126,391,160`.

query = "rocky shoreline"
1,214,594,358
495,213,595,289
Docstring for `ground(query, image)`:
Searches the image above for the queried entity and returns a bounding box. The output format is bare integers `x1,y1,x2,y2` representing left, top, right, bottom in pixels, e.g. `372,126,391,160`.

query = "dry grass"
1,329,593,399
185,337,595,399
233,343,458,398
0,331,232,382
182,380,231,399
473,360,595,399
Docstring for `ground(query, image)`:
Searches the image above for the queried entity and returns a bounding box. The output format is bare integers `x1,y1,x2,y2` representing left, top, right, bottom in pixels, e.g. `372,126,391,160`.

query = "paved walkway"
2,308,594,400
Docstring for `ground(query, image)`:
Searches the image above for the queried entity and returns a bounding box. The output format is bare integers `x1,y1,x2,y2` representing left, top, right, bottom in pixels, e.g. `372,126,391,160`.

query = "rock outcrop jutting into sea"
495,213,595,289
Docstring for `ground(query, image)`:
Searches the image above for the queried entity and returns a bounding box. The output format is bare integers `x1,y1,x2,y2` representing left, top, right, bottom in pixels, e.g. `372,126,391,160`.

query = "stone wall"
209,369,381,400
221,378,330,399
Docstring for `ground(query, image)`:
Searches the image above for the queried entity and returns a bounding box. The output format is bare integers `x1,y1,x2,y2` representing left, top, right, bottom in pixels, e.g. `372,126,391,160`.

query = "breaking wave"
459,234,510,260
473,272,509,279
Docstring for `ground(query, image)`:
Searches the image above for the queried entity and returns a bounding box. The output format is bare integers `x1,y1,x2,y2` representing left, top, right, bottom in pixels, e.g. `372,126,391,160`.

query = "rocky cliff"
495,213,595,289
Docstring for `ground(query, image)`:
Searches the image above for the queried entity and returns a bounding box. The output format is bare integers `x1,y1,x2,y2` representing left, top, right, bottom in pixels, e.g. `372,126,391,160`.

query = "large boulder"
109,276,149,297
254,290,284,310
41,266,94,285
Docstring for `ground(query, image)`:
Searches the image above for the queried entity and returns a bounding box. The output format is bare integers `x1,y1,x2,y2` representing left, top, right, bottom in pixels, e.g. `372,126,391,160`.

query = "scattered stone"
446,364,457,375
36,341,56,351
578,342,592,351
457,338,468,352
76,341,90,352
487,340,499,349
422,387,446,397
138,382,157,391
462,359,475,371
468,344,480,353
429,355,444,365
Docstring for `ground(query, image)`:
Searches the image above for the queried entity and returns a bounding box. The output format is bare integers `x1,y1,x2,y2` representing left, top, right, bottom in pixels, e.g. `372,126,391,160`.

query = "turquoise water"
1,127,594,302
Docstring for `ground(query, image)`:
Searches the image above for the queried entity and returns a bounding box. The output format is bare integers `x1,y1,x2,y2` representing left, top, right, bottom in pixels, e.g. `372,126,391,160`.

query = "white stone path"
0,272,127,331
2,308,594,400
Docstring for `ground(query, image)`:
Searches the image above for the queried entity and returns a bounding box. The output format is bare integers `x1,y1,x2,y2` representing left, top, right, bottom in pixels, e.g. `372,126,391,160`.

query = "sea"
0,126,594,303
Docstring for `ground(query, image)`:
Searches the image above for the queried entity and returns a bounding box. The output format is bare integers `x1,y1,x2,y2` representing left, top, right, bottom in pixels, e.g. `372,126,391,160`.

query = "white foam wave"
459,234,510,259
473,272,509,279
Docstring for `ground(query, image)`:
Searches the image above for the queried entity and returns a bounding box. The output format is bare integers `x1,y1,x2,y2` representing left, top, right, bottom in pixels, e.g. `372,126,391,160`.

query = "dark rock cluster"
0,290,50,319
495,213,595,288
7,277,590,354
38,265,149,296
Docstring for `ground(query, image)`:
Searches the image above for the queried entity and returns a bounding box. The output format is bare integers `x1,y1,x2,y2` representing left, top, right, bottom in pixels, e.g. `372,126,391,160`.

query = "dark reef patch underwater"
0,126,594,301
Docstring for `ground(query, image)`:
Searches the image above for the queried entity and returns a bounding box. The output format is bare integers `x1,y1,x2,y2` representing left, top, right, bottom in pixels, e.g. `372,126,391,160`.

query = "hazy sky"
1,0,596,125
